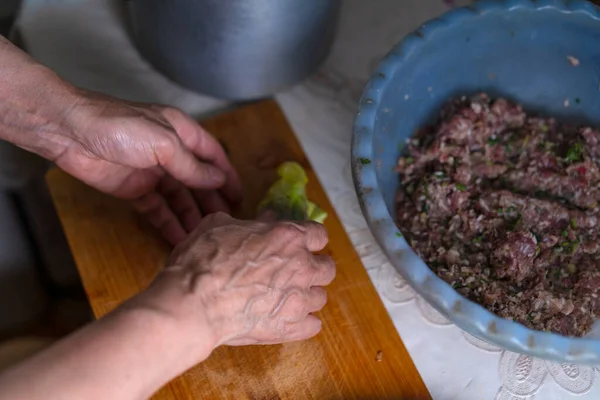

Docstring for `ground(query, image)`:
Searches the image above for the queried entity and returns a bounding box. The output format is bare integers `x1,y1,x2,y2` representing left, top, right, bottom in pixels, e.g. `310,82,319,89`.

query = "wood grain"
46,100,431,400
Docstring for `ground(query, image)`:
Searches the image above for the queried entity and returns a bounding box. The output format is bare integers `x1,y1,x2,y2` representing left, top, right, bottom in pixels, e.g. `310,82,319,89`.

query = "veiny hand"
141,212,336,351
55,91,243,245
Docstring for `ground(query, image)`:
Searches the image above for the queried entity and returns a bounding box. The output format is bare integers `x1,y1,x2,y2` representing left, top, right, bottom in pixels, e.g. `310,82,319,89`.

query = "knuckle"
279,292,308,320
160,105,185,120
201,211,219,223
313,221,328,235
274,223,304,240
293,251,313,270
211,211,229,219
295,265,317,287
201,211,230,226
307,221,328,237
299,249,317,264
303,222,329,251
153,134,180,165
287,292,306,312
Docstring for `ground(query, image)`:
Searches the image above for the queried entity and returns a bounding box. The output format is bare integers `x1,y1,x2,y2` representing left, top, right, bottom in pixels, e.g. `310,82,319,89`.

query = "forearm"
0,276,215,400
0,35,78,160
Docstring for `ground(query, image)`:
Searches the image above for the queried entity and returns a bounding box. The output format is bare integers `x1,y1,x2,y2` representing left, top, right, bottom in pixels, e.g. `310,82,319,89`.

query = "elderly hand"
56,91,243,245
0,212,335,400
0,35,242,246
136,212,335,353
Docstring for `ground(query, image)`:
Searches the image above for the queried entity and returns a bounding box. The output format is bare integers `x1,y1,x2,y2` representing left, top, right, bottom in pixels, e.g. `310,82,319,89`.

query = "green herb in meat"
565,142,585,163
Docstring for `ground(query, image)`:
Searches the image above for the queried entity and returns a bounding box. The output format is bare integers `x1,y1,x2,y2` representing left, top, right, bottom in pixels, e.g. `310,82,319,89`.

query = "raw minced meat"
396,93,600,337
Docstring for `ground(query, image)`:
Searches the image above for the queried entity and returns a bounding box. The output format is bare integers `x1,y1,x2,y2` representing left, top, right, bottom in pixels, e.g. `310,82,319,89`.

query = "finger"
310,254,336,287
159,139,226,190
132,192,187,245
305,286,328,313
282,315,322,342
157,176,203,233
193,189,230,215
160,107,244,203
295,221,329,252
223,317,321,346
270,286,327,321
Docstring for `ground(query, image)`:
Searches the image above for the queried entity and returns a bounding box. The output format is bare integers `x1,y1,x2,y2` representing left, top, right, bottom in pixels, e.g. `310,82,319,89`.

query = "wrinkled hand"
0,37,241,245
143,212,335,350
56,91,242,245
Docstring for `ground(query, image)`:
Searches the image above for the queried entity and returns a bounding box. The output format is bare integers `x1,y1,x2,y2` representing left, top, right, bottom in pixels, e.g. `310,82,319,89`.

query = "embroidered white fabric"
17,0,600,398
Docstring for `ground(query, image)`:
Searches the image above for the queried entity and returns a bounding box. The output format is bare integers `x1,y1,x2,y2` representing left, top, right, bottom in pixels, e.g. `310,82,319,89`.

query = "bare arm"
0,215,334,400
0,301,214,400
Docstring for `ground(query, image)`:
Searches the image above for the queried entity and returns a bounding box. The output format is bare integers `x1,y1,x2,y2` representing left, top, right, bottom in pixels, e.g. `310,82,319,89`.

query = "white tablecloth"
16,0,600,398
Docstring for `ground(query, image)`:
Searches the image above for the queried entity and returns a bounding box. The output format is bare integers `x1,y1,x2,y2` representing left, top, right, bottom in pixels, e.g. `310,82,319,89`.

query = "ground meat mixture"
395,93,600,337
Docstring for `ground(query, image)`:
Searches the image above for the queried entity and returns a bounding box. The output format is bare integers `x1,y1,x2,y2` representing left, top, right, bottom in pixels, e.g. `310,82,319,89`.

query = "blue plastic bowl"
352,0,600,363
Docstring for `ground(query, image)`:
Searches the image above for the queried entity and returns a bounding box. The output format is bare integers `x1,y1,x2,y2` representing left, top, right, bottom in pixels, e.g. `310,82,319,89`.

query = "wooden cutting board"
46,99,430,400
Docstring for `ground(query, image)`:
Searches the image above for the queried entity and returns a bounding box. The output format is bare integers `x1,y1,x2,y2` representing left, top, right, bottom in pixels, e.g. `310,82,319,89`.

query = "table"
18,0,600,398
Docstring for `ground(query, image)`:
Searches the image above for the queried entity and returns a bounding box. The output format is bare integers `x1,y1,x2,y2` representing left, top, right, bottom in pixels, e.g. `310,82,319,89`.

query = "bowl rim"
352,0,600,363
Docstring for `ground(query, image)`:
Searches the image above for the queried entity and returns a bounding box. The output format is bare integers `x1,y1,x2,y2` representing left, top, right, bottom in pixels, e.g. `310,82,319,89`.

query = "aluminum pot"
125,0,340,100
